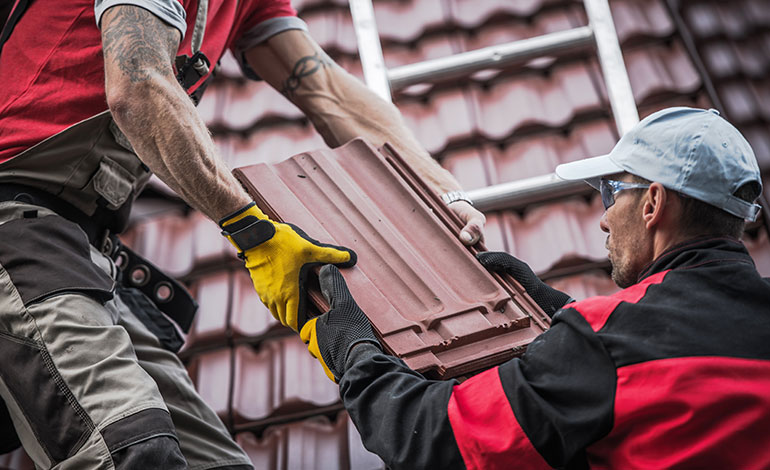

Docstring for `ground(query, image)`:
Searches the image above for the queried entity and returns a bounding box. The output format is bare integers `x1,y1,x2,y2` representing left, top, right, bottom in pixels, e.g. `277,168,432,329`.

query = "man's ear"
642,182,668,230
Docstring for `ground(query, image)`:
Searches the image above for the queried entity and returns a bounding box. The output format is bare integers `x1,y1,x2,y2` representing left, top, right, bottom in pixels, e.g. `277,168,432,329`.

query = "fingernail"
461,232,473,243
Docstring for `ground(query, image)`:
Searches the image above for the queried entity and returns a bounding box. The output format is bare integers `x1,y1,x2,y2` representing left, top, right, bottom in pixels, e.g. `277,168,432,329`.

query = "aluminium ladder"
348,0,640,211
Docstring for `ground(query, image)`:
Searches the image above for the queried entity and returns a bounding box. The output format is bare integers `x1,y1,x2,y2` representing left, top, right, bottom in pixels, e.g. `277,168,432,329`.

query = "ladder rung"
466,173,592,212
388,26,595,91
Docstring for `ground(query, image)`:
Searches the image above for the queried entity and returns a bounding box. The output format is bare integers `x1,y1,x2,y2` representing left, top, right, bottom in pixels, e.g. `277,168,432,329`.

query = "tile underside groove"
8,0,770,468
234,138,549,379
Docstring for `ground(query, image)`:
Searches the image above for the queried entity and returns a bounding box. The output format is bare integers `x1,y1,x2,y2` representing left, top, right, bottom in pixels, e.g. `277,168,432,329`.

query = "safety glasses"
599,179,651,210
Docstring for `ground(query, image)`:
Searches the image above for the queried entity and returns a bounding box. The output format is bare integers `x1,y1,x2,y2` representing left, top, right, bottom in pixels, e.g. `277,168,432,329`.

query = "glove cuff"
218,202,268,227
219,203,275,253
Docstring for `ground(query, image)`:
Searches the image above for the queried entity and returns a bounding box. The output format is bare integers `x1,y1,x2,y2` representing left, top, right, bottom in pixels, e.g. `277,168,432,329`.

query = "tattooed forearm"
281,52,329,98
101,6,179,83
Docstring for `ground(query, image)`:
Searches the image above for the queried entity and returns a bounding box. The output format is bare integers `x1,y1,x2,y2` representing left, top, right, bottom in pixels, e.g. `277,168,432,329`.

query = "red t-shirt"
0,0,299,162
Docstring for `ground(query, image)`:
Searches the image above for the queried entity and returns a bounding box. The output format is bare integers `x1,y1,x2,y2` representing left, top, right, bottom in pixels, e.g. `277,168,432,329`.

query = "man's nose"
599,211,609,233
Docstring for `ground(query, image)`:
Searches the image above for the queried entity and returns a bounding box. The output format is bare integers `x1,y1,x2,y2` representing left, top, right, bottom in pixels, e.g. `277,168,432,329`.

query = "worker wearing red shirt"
300,107,770,469
0,0,485,468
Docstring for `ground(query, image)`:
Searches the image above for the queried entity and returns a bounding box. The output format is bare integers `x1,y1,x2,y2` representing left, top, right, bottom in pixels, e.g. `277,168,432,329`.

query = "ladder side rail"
349,0,392,101
583,0,639,135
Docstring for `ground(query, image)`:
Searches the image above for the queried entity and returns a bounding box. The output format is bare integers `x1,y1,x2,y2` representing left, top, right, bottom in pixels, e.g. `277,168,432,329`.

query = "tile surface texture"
234,138,549,378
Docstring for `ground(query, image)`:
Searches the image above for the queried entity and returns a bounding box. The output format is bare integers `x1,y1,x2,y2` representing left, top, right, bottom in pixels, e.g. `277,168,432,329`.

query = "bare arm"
244,30,485,244
101,5,250,222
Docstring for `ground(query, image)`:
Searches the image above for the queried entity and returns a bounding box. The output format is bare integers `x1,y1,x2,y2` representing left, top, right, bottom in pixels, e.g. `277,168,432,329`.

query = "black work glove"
478,251,573,318
300,265,381,383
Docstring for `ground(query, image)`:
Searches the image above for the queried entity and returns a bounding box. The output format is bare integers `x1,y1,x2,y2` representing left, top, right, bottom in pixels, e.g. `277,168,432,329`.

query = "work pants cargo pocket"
0,213,115,308
0,213,116,464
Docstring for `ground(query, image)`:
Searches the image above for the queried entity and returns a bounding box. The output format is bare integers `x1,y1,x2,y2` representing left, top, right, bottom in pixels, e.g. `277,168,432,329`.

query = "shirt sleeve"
341,306,617,470
340,344,466,470
230,0,308,80
94,0,187,38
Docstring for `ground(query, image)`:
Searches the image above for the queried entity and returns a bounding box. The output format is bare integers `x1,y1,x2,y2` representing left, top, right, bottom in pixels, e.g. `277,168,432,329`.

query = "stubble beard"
607,236,642,289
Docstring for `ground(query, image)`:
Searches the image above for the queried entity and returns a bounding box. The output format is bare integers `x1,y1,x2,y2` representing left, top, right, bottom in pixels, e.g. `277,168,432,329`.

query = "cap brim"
555,154,623,189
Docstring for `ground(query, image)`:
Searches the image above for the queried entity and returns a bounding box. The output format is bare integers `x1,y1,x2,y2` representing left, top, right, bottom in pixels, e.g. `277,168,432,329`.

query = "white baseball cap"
555,107,762,221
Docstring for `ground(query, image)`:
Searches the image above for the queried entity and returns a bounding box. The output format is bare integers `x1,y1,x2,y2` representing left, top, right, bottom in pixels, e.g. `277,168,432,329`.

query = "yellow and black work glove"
477,251,573,318
219,202,357,331
300,265,381,383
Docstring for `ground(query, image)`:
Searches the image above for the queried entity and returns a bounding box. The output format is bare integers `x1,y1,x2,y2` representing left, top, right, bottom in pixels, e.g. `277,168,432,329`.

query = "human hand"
220,203,357,331
300,265,381,383
477,251,573,317
448,200,486,246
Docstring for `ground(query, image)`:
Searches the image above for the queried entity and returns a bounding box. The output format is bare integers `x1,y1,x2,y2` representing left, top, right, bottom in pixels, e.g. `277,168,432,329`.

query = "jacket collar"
637,236,754,282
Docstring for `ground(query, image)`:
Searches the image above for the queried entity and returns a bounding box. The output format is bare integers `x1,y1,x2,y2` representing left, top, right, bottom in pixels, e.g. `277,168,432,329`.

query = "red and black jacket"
341,237,770,469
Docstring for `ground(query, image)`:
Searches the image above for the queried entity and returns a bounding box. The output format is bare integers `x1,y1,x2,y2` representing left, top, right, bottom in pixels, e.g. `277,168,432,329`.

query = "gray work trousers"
0,201,252,469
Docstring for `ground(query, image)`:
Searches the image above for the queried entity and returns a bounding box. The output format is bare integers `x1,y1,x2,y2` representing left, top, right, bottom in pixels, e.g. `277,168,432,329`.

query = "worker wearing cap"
0,0,485,468
299,107,770,469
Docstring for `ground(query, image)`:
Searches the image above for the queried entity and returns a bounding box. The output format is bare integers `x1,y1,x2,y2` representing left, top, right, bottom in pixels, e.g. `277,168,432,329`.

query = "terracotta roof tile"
397,88,477,154
507,197,607,274
445,0,571,28
234,139,549,378
742,124,770,170
701,39,770,80
441,145,494,190
230,270,281,339
191,347,232,419
547,270,619,301
470,62,604,140
620,42,701,105
225,125,327,170
0,448,34,470
231,339,339,423
123,212,195,276
608,0,675,44
235,414,382,470
188,271,231,347
488,119,617,183
746,230,770,277
373,0,447,43
216,81,304,131
191,211,235,266
302,8,358,55
482,213,514,253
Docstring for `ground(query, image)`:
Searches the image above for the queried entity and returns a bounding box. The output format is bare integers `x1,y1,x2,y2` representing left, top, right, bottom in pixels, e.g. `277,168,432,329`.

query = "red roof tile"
507,196,607,274
123,212,195,276
547,270,619,301
373,0,447,43
224,124,327,170
445,0,570,28
440,145,494,190
216,81,304,131
746,230,770,278
470,62,604,140
0,448,34,470
619,42,701,105
191,211,236,266
188,271,232,347
235,139,549,378
191,347,232,419
236,415,359,470
397,88,477,154
231,339,340,423
488,119,617,183
230,270,281,339
302,8,358,55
